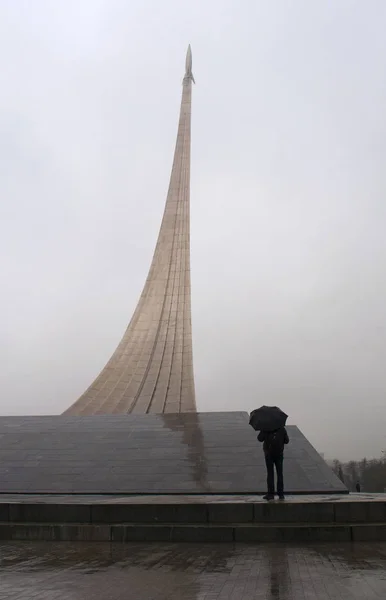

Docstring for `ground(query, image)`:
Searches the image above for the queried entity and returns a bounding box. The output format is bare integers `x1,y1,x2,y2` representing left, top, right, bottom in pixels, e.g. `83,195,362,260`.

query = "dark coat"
257,427,289,455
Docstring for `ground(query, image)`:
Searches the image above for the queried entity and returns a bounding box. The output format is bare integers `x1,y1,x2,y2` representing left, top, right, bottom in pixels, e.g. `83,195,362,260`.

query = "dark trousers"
265,453,284,496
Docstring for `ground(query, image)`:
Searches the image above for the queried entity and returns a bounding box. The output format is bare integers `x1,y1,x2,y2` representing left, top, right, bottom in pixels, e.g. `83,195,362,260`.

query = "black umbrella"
249,406,288,432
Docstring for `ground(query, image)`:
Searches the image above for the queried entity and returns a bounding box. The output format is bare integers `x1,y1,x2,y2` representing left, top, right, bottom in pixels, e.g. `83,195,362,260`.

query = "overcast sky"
1,1,386,461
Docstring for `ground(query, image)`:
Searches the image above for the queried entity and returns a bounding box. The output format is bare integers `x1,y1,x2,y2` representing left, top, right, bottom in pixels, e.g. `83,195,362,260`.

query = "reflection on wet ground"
1,542,386,599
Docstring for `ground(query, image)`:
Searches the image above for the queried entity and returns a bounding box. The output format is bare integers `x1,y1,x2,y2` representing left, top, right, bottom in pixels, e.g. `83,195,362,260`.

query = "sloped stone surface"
0,412,346,494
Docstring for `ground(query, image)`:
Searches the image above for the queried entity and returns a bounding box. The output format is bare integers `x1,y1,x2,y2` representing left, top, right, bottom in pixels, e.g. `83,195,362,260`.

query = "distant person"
258,427,289,501
356,481,361,493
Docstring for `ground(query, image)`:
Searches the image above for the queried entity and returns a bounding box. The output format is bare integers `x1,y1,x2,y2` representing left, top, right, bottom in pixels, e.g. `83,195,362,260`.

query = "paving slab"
0,492,380,504
1,541,386,599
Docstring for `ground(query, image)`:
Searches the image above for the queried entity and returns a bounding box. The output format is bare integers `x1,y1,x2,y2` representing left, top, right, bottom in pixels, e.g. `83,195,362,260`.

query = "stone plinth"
0,412,345,494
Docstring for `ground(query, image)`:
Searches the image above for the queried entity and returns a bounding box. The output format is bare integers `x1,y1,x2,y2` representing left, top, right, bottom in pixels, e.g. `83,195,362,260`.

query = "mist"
1,1,386,461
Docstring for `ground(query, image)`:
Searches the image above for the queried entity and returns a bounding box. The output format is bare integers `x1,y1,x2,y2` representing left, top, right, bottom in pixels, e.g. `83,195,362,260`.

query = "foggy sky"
1,1,386,461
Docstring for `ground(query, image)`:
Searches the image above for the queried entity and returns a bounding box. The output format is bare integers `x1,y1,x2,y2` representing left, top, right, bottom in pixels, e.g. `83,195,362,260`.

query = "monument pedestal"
0,412,345,494
0,411,372,542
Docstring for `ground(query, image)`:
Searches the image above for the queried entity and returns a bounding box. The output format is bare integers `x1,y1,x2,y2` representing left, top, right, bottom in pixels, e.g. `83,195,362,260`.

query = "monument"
16,47,386,547
0,47,348,510
65,45,196,416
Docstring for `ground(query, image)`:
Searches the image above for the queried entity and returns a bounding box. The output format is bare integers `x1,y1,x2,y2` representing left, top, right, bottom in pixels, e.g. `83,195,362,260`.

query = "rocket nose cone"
185,45,192,71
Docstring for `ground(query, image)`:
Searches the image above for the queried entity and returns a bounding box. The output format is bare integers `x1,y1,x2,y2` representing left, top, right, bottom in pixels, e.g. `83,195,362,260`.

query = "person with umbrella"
249,406,289,501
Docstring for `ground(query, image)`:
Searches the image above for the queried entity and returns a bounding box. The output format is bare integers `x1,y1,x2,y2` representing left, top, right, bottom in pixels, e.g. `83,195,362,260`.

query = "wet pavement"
0,493,382,504
1,542,386,599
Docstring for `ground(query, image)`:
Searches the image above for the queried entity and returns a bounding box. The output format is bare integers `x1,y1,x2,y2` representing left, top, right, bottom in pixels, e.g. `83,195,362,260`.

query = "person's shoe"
263,494,275,501
278,495,285,501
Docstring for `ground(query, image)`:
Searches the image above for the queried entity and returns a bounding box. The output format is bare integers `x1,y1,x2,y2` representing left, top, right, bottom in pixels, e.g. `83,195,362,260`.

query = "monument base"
0,494,385,542
0,412,345,494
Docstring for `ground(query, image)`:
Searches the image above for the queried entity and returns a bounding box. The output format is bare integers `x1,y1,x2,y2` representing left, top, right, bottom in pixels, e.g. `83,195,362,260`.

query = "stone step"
2,500,386,525
0,520,386,543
